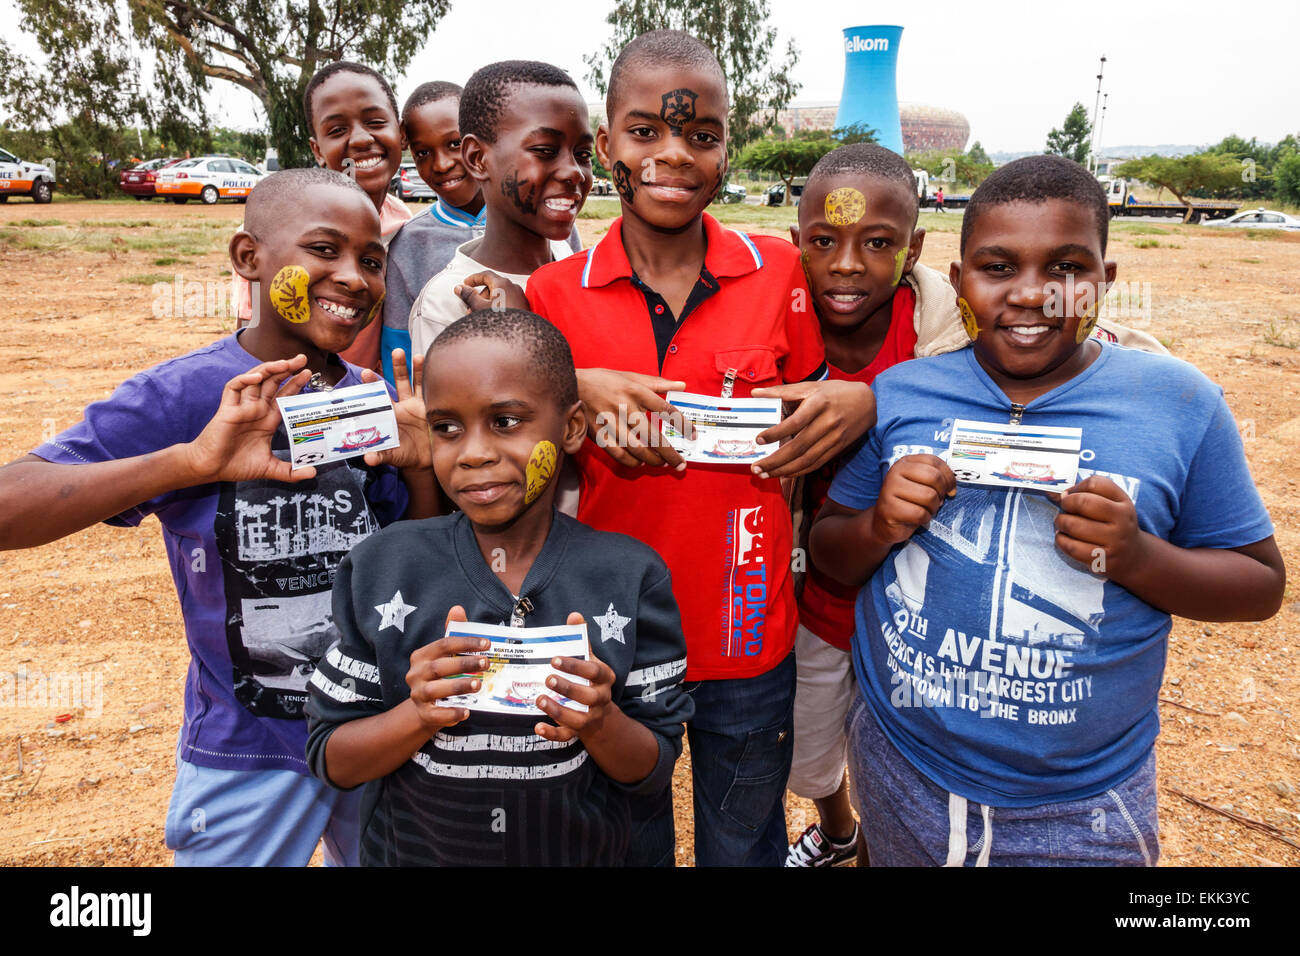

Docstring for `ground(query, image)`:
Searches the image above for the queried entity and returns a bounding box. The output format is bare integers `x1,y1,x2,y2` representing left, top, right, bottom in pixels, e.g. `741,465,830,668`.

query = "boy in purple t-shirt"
0,168,438,866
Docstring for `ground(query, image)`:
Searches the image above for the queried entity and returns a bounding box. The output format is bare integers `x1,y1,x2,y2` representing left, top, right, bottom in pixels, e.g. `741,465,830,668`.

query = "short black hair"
606,29,728,118
961,154,1109,255
243,167,369,239
807,143,919,219
458,61,578,144
430,308,579,408
303,61,399,133
402,81,463,126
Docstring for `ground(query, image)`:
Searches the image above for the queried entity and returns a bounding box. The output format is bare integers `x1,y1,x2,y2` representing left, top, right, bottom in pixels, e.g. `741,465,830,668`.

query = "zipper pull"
510,597,534,628
1009,403,1026,426
721,367,737,400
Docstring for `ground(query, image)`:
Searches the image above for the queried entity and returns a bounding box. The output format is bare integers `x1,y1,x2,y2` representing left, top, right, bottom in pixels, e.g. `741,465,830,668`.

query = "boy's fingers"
535,694,585,728
566,612,585,627
545,675,598,705
750,382,815,403
1058,491,1120,522
552,656,601,681
276,369,312,398
755,430,843,478
534,720,578,742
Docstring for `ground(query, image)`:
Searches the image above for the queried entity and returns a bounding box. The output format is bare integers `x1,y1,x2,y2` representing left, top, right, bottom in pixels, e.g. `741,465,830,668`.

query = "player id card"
439,620,591,716
276,382,400,470
947,419,1082,491
662,391,782,464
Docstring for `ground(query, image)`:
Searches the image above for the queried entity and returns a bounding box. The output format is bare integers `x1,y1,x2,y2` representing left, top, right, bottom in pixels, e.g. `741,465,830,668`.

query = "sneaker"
785,822,859,867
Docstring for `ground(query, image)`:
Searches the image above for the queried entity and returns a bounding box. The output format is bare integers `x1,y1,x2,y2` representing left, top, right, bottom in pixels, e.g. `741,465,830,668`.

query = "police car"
154,156,264,204
0,146,56,203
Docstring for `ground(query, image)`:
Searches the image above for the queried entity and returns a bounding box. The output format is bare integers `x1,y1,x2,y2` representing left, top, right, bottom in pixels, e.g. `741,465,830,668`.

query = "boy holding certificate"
305,308,692,866
811,156,1285,866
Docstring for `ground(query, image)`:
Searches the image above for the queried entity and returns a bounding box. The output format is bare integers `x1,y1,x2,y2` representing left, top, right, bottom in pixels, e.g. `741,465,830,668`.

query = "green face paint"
891,248,907,287
364,293,384,329
269,265,311,324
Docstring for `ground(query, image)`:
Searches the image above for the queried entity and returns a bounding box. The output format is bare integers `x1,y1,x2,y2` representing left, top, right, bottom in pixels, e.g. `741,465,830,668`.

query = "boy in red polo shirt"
527,30,875,866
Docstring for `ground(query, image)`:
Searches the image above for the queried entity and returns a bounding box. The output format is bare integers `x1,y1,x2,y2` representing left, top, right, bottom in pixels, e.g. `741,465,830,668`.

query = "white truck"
0,146,56,203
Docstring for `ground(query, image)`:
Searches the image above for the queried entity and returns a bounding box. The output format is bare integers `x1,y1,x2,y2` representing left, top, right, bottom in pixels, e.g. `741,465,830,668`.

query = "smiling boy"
810,155,1285,866
305,308,692,866
526,30,876,867
0,168,437,865
406,62,593,361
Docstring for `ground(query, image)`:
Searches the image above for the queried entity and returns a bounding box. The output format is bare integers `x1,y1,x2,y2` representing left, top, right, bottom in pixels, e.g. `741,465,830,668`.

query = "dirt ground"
0,199,1297,867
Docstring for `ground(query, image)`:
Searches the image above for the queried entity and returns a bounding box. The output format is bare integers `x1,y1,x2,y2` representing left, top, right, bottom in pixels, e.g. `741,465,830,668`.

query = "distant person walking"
935,186,946,213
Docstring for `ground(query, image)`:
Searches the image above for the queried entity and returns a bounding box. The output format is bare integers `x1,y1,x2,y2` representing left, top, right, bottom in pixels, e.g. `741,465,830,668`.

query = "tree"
967,140,991,166
126,0,453,169
585,0,800,155
736,134,834,204
1275,153,1300,207
830,122,878,146
1115,153,1243,221
0,4,148,197
1045,103,1091,164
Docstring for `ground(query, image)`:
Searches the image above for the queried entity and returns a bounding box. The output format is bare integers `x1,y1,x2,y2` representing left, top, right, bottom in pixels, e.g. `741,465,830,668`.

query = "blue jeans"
627,654,796,867
845,688,1159,866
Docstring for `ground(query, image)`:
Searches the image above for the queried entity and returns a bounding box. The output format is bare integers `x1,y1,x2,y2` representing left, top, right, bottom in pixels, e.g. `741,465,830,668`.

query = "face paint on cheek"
824,186,866,227
501,171,538,215
660,88,698,136
363,293,384,329
269,265,311,324
957,296,981,341
524,440,557,505
612,161,635,204
799,248,813,285
891,249,907,287
1075,302,1100,344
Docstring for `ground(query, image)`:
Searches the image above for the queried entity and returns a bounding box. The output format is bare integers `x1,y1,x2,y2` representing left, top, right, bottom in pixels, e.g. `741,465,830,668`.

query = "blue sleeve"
1169,391,1274,549
380,325,414,387
828,420,886,512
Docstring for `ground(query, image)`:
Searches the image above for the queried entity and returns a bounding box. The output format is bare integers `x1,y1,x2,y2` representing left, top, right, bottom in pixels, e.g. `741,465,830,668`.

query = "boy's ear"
562,400,587,455
789,223,800,246
308,136,325,169
904,227,926,273
461,133,490,183
594,123,611,172
949,259,962,295
230,229,259,282
1103,259,1118,287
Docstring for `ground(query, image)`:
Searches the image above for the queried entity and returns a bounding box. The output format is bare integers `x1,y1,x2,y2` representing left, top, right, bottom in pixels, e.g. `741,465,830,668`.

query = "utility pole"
1088,55,1107,174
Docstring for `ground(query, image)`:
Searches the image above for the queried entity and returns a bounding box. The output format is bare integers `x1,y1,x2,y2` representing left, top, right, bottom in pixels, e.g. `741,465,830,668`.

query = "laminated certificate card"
662,391,783,464
276,382,400,470
947,419,1082,492
440,620,591,715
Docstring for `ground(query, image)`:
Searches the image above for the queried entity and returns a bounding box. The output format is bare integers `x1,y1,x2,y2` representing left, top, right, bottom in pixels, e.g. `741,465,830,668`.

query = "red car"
119,158,182,199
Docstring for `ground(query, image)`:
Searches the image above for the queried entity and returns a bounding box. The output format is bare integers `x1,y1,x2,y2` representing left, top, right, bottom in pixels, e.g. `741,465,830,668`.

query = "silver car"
1204,208,1300,230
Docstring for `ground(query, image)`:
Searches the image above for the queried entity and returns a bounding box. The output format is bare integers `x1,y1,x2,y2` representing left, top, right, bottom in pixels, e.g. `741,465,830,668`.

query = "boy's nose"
830,248,865,275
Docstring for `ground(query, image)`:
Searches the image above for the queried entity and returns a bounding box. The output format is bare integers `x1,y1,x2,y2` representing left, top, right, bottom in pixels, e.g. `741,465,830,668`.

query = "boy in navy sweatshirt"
306,308,692,865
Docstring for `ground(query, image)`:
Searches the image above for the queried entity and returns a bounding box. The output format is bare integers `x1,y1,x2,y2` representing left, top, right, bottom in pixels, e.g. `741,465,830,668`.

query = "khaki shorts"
788,622,855,800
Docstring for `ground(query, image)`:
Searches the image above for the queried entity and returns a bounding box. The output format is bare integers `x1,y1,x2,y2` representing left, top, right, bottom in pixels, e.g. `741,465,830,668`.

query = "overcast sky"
6,0,1298,153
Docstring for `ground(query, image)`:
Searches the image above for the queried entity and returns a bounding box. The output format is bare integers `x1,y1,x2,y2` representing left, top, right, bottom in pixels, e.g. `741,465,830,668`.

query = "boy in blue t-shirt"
811,156,1285,866
0,168,439,866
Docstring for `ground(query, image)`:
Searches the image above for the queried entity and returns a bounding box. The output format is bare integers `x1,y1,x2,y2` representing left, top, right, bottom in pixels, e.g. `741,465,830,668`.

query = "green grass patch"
1262,319,1300,349
152,256,185,266
1244,229,1283,241
1239,257,1263,264
94,219,160,228
1133,239,1162,248
120,272,176,285
13,218,65,227
1115,224,1170,236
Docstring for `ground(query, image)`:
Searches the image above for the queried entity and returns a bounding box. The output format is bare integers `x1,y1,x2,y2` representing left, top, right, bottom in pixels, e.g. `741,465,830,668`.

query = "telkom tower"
834,25,905,155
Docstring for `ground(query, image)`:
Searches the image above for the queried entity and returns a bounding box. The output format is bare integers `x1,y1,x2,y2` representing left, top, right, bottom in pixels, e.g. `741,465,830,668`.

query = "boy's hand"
577,368,694,469
405,606,490,734
455,271,529,312
872,454,956,545
534,612,617,742
749,379,876,478
361,350,431,472
1053,475,1147,579
184,355,315,485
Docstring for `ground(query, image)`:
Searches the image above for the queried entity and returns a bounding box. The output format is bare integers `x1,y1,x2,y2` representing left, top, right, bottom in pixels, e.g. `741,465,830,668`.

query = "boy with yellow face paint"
0,168,438,867
305,308,692,866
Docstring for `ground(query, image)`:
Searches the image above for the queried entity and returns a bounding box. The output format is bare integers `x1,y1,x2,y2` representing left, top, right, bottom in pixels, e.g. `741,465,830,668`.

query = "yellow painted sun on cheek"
892,248,907,286
1075,302,1100,344
524,440,557,505
957,297,981,340
269,266,311,324
364,293,384,328
824,187,866,227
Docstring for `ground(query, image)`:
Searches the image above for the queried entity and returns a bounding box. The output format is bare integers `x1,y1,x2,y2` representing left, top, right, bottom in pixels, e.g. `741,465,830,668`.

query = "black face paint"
659,88,698,136
501,171,538,215
709,157,725,202
612,161,635,204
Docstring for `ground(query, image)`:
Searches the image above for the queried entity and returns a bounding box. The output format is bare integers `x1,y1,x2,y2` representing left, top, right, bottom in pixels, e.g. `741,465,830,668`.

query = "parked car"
119,157,182,199
155,156,264,204
591,177,614,196
1203,208,1300,230
0,145,56,203
765,178,806,207
714,182,746,204
389,163,435,202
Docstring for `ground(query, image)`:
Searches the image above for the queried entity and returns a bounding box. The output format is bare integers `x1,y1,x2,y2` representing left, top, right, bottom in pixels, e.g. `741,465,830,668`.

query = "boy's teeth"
317,299,360,318
1011,325,1049,336
829,293,863,302
544,198,574,211
353,156,383,169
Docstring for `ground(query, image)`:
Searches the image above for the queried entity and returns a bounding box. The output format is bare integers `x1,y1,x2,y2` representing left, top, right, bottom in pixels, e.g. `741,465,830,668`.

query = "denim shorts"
845,688,1159,866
